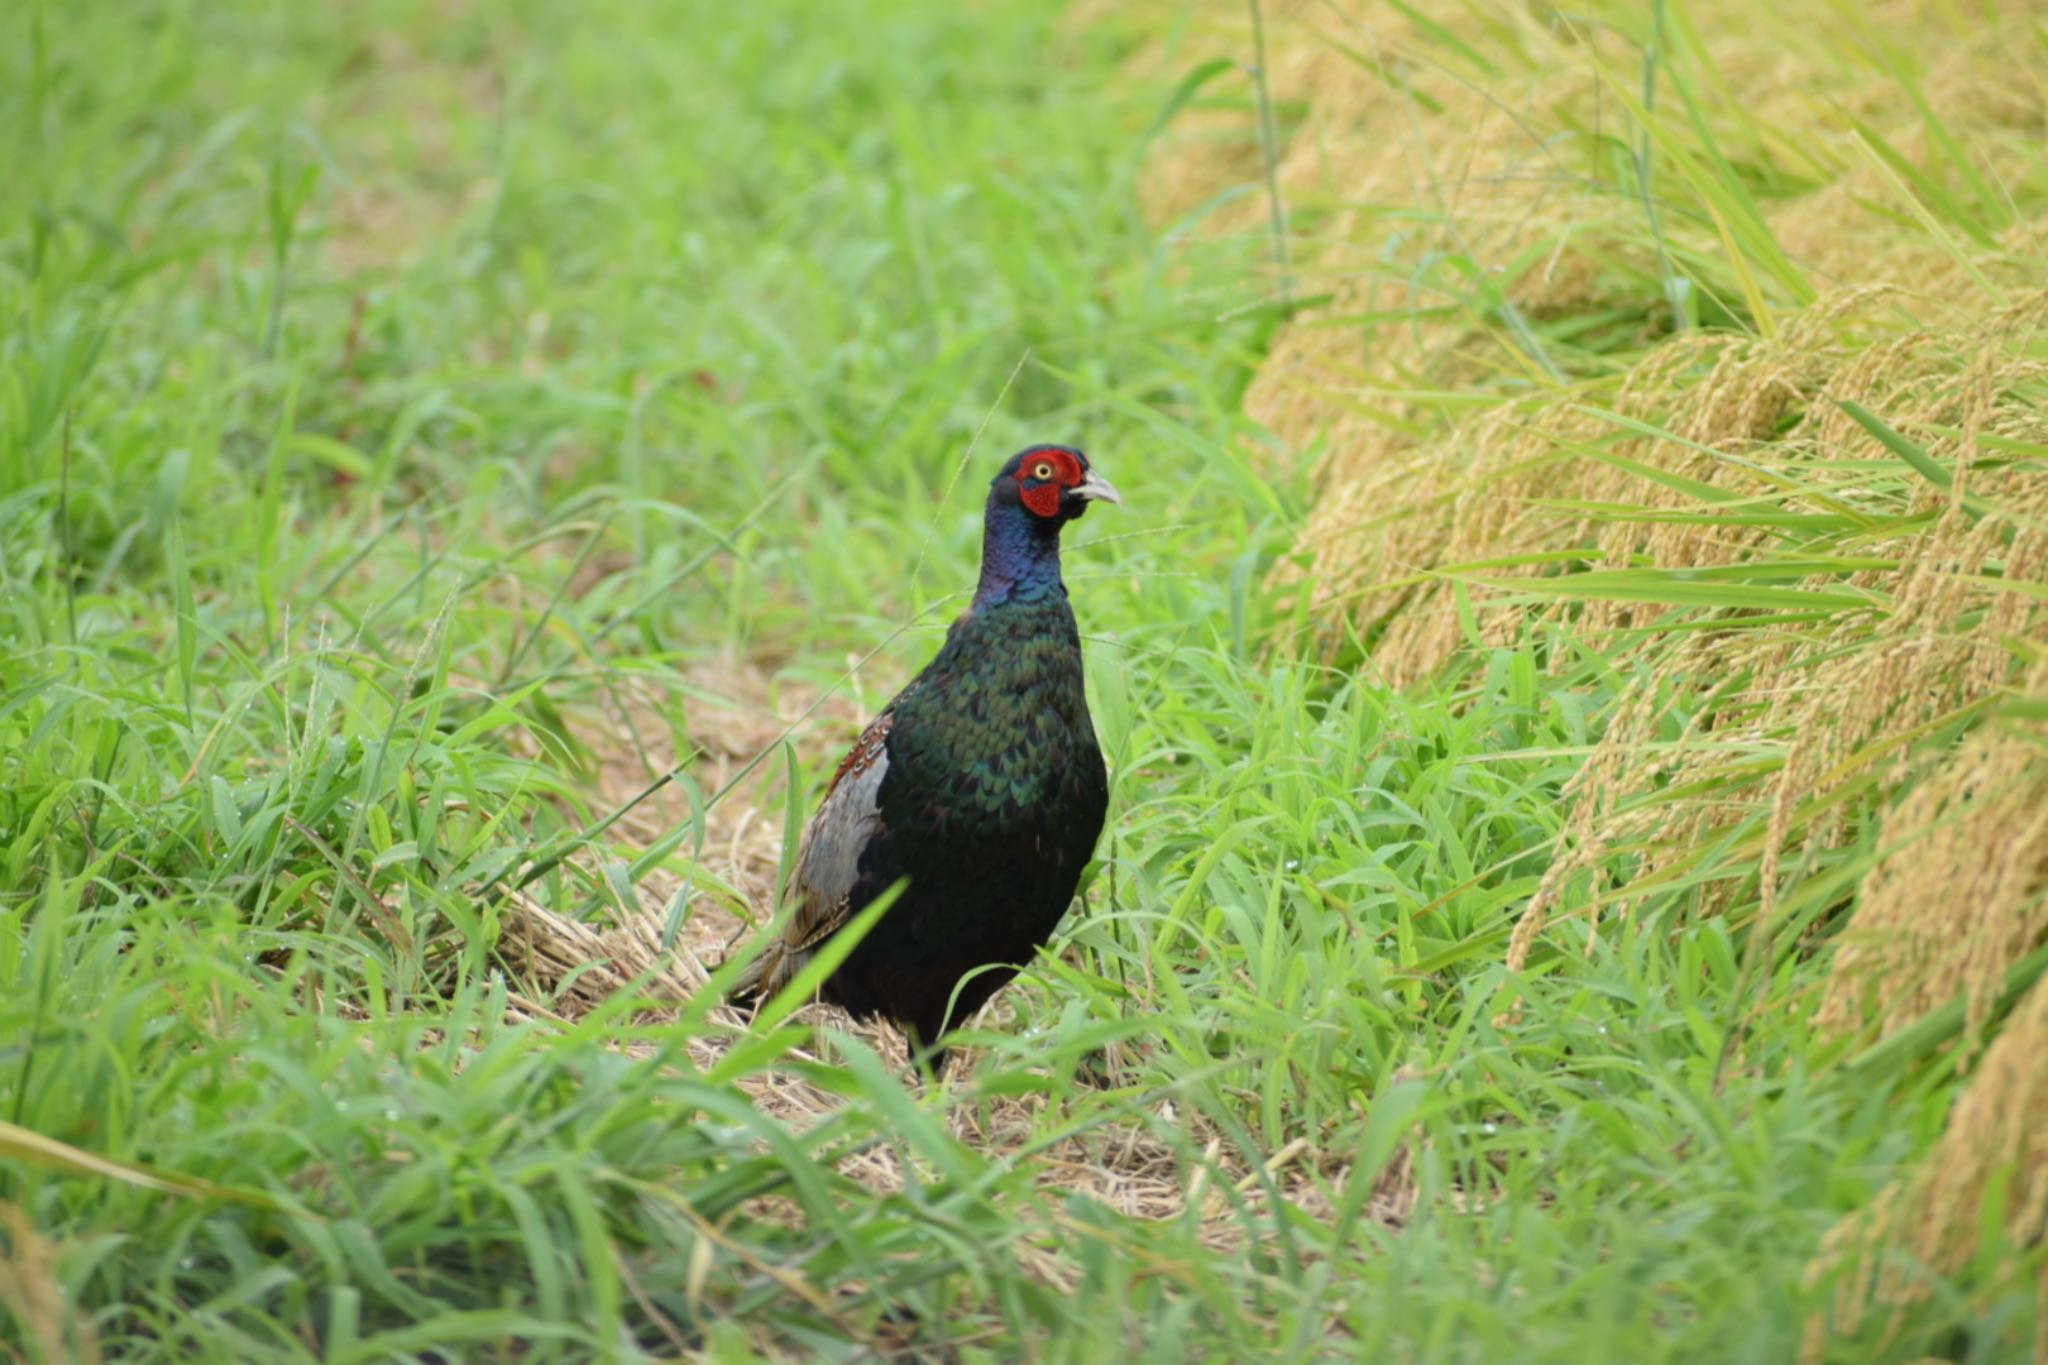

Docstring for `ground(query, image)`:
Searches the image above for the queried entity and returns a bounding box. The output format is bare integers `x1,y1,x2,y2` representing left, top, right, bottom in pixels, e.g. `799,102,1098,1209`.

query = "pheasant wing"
727,709,895,1004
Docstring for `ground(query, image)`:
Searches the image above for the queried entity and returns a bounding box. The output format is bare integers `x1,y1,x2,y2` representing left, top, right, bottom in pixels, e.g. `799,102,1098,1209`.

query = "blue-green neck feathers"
972,499,1066,609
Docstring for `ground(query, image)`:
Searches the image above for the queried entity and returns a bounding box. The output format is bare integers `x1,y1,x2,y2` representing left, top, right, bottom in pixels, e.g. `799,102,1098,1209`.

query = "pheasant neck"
972,507,1065,610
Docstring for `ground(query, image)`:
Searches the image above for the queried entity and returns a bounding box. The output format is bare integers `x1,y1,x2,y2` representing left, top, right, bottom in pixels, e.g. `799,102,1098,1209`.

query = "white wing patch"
744,714,892,999
788,740,889,950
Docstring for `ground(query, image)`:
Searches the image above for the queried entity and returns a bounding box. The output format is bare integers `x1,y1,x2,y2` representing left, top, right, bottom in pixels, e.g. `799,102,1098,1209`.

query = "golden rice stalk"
1119,0,2048,1348
1502,294,2048,967
1803,970,2048,1362
1119,0,2048,984
1816,712,2048,1052
1120,0,2048,479
0,1202,102,1365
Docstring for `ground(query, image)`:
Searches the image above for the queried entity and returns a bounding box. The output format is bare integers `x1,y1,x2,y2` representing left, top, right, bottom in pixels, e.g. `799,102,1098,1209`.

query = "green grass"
1,0,2038,1360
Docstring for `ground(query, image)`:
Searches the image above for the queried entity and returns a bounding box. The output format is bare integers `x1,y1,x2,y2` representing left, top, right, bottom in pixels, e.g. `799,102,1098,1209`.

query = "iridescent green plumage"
727,445,1118,1068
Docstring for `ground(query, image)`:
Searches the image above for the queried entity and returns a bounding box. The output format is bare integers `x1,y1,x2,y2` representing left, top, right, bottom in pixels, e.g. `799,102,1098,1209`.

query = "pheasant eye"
1030,461,1055,481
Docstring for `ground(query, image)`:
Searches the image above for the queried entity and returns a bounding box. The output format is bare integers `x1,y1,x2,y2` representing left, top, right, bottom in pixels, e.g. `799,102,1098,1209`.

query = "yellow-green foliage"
1122,0,2048,1348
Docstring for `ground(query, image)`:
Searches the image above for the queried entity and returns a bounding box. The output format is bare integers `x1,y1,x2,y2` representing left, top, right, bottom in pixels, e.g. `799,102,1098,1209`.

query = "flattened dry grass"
489,876,1377,1247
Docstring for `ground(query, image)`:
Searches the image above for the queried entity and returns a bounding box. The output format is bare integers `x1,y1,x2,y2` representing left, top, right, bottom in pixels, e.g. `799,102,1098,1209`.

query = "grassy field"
2,0,2043,1360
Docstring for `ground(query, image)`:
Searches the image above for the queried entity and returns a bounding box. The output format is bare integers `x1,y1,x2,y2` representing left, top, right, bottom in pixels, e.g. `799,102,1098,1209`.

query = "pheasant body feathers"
725,445,1120,1064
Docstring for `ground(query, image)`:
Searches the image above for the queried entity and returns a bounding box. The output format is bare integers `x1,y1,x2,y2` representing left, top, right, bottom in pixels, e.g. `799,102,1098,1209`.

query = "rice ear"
1804,971,2048,1361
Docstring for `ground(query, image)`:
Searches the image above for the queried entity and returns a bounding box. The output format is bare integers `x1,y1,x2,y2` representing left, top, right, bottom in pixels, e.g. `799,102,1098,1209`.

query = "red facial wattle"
1020,480,1063,517
1017,448,1082,519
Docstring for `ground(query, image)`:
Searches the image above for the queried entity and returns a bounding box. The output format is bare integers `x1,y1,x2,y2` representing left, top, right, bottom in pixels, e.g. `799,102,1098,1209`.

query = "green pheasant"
727,445,1120,1070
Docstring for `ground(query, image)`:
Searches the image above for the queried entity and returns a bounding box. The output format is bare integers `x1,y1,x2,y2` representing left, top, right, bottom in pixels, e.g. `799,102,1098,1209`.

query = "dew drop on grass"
1284,859,1301,871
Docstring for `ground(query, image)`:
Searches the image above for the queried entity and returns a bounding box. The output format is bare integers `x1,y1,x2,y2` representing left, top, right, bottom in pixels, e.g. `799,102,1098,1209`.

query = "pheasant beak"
1072,471,1122,506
